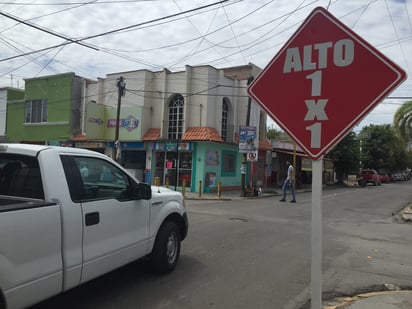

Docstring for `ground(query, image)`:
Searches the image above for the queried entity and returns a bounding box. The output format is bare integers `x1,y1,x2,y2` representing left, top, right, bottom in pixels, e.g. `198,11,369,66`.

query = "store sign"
107,115,139,132
151,142,193,151
239,126,257,153
88,117,104,125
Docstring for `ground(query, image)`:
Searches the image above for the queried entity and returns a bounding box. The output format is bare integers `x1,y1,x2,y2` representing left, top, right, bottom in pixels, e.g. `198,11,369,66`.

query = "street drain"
229,217,248,222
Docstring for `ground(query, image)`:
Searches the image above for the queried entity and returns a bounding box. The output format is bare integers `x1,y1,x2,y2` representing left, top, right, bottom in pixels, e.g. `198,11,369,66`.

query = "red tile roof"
142,128,161,141
182,127,223,142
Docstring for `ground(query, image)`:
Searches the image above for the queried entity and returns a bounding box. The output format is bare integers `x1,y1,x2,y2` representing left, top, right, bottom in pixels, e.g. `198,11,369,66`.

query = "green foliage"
269,122,412,178
393,100,412,147
327,131,360,181
359,124,412,172
266,127,291,141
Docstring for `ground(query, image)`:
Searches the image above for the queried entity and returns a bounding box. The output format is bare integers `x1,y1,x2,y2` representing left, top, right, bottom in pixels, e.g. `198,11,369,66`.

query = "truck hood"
150,186,184,203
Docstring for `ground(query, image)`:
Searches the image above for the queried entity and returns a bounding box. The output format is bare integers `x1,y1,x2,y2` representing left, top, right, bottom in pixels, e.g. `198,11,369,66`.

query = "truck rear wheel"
150,221,181,274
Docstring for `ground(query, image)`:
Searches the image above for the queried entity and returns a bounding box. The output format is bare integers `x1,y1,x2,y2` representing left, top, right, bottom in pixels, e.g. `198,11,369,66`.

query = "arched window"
168,94,184,140
221,98,230,142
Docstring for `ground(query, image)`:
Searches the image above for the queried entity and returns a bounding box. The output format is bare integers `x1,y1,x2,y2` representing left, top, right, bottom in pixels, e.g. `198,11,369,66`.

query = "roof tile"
182,127,223,142
142,128,161,141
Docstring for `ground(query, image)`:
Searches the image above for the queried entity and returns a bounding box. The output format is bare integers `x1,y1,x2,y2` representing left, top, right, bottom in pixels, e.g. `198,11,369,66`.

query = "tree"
327,131,360,182
393,100,412,148
266,127,290,141
359,124,409,172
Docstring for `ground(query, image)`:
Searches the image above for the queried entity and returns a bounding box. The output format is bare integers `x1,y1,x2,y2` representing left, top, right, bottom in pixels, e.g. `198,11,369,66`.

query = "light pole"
114,76,126,162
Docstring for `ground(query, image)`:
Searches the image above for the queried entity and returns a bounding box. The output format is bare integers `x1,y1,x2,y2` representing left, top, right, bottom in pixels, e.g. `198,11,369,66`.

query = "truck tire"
150,221,181,274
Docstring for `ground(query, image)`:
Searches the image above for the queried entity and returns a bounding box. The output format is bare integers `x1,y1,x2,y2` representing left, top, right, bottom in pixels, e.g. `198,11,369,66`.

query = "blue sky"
0,0,411,132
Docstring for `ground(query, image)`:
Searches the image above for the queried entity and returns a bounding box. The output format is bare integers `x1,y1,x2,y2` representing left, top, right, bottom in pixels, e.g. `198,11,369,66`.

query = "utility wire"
0,0,156,4
0,0,99,34
0,0,230,62
0,10,99,51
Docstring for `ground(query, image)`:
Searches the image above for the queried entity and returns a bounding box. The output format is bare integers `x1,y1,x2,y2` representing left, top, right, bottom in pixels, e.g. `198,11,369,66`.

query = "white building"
80,64,272,192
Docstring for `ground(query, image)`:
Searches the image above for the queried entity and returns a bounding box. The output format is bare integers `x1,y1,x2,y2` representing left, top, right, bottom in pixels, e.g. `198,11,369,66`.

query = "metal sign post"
311,158,323,309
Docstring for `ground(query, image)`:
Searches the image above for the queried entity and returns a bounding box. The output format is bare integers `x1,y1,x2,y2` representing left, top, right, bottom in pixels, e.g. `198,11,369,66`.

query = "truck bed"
0,195,55,211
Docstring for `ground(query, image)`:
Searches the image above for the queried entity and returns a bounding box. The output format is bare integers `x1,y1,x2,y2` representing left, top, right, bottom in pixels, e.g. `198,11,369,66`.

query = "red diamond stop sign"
248,7,407,160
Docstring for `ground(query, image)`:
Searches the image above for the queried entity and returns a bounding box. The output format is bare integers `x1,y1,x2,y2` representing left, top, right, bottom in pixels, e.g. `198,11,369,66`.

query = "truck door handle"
85,212,100,226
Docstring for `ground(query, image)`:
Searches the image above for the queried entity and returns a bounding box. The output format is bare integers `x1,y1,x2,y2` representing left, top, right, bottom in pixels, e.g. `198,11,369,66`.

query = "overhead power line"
0,10,99,51
0,0,230,62
0,0,155,4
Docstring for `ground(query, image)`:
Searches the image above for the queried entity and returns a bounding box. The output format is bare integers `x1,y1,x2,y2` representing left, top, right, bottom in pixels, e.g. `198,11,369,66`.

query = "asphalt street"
32,181,412,309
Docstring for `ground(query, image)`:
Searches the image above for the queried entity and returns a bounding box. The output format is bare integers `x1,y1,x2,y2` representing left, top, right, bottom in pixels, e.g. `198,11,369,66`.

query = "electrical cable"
0,0,230,62
0,10,99,51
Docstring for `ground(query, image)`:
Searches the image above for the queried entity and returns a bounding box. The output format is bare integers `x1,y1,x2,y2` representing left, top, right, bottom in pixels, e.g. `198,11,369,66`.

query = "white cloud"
0,0,411,130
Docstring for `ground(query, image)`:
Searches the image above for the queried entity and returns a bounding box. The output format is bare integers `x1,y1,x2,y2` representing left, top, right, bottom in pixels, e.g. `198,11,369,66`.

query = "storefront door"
154,151,192,188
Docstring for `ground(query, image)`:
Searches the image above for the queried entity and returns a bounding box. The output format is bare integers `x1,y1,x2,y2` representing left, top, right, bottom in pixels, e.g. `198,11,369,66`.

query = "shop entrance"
154,151,192,188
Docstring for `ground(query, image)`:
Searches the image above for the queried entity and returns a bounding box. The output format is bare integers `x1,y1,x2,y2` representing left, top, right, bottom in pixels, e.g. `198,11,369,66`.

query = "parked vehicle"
387,173,395,182
358,169,381,186
393,172,405,181
0,143,188,309
378,173,389,183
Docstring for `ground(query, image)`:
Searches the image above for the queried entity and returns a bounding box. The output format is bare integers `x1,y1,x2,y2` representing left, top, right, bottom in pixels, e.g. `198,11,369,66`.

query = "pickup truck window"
61,155,136,202
0,154,44,199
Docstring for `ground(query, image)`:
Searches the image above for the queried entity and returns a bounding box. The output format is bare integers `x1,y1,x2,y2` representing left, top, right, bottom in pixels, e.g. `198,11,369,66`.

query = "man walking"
280,161,296,203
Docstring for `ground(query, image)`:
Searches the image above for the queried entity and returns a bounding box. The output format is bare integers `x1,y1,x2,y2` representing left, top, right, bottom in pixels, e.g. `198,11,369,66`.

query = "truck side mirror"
136,183,152,200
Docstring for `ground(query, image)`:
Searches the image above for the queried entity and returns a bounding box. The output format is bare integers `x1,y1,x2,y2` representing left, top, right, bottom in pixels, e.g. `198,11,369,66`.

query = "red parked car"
358,169,381,186
379,173,390,183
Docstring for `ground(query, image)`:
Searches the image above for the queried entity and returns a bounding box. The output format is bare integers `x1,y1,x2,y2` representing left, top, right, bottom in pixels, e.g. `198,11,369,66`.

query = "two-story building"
4,64,272,193
6,73,94,147
82,64,272,192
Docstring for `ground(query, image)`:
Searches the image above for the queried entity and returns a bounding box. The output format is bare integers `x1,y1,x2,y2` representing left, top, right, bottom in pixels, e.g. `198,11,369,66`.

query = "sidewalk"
183,189,279,200
182,184,318,200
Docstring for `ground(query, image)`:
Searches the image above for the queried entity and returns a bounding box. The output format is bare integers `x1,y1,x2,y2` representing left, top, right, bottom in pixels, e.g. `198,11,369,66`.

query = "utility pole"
114,76,126,162
241,75,254,197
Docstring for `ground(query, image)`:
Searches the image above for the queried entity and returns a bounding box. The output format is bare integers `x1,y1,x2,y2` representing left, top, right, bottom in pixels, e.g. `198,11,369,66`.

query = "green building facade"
6,73,85,144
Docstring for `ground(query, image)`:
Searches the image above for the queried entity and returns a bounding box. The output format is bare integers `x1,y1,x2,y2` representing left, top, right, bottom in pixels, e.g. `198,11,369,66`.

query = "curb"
323,290,412,309
184,193,278,201
401,205,412,222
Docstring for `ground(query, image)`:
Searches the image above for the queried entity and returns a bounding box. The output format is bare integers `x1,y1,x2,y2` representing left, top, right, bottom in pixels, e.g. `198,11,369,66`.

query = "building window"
221,150,236,176
221,98,230,142
168,94,184,140
25,99,48,123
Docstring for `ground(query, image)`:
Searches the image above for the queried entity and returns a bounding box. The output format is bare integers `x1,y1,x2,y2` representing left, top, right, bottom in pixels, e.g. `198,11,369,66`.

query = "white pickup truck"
0,143,188,309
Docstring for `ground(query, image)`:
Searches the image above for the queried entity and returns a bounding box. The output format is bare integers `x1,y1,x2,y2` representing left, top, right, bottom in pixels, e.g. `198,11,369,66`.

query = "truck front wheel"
150,221,181,274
